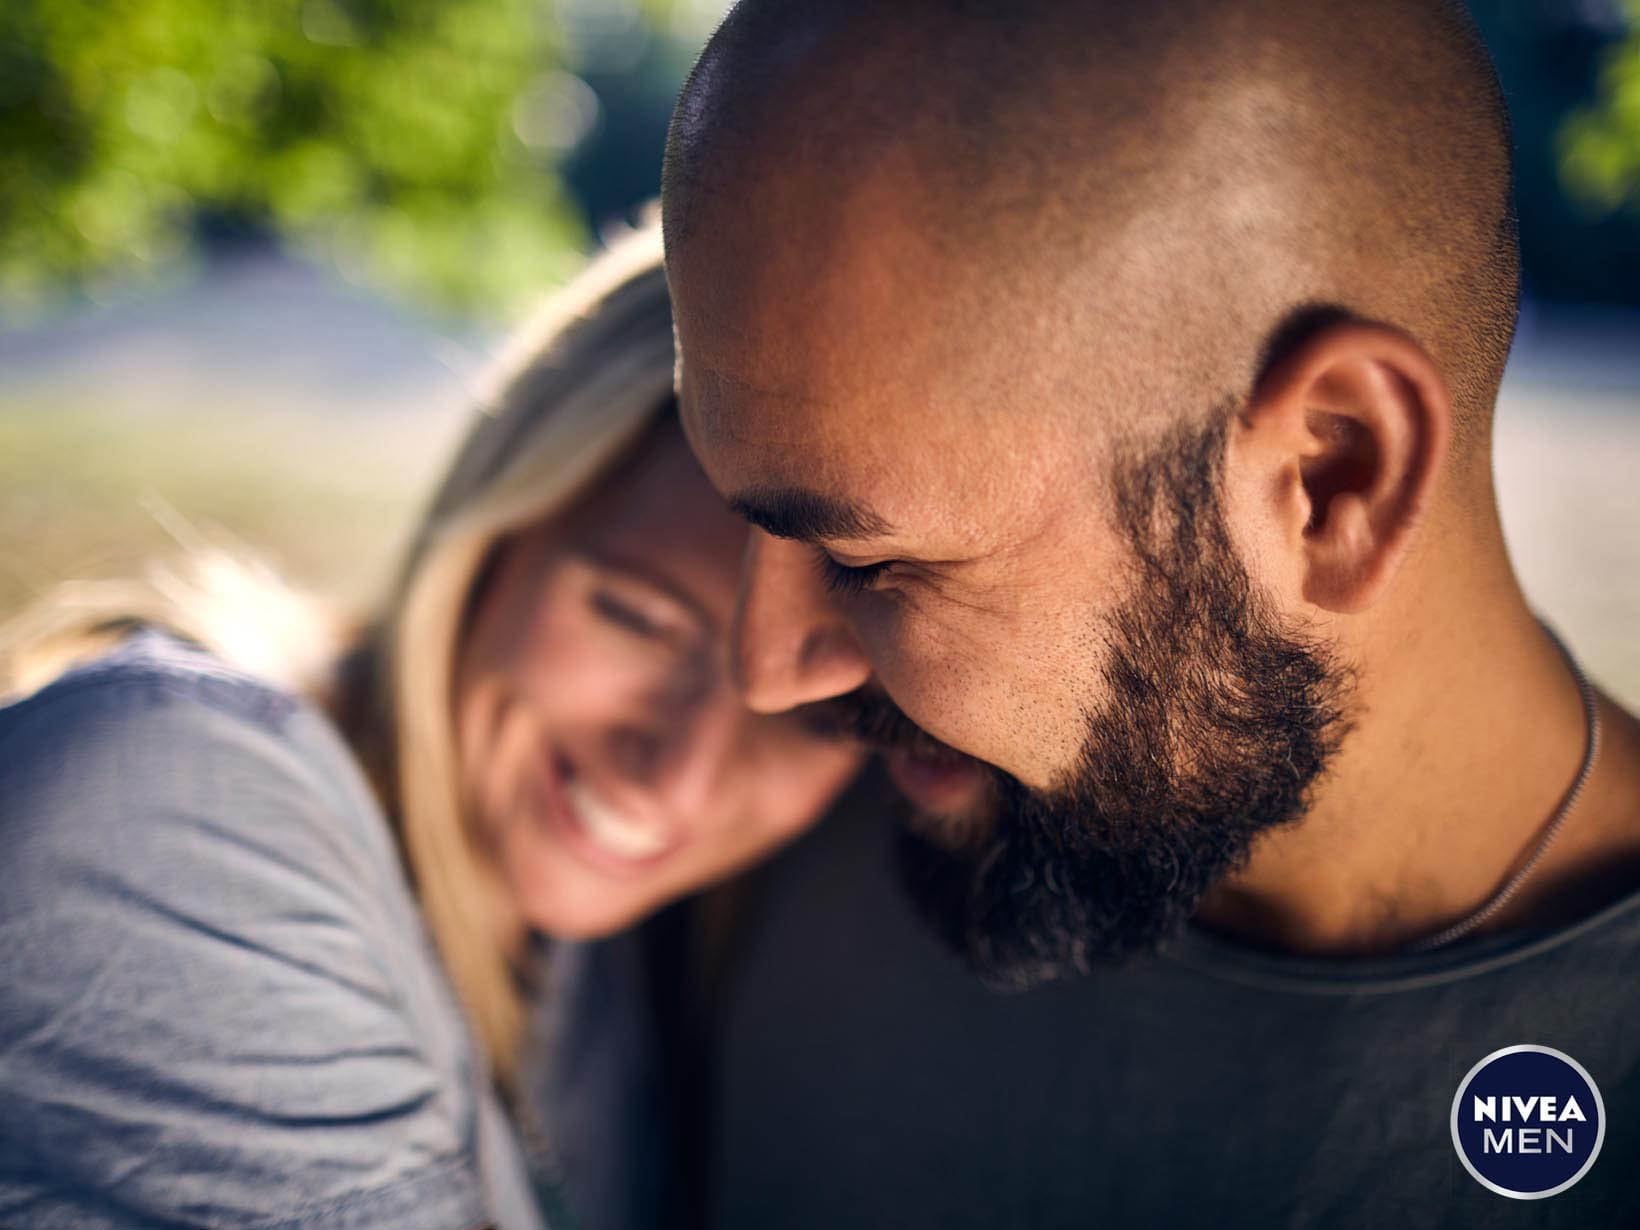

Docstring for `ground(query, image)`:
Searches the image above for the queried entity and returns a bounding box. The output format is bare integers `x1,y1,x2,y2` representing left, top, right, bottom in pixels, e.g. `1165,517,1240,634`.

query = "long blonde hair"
1,223,677,1085
371,224,675,1081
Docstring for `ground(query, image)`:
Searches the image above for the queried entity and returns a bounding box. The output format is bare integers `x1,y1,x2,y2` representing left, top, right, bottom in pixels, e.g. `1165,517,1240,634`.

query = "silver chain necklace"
1403,622,1601,953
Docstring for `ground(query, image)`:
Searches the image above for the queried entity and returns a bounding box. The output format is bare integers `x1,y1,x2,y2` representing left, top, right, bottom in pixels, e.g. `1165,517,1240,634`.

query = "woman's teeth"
565,778,671,859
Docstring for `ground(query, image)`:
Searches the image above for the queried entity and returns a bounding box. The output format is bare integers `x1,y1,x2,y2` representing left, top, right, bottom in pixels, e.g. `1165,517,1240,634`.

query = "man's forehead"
678,357,902,505
677,359,1078,567
664,152,1146,533
679,362,821,452
667,165,1171,439
669,148,988,362
673,233,1026,451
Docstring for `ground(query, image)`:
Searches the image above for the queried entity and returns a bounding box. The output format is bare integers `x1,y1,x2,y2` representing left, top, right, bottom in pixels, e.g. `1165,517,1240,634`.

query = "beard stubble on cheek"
892,409,1359,990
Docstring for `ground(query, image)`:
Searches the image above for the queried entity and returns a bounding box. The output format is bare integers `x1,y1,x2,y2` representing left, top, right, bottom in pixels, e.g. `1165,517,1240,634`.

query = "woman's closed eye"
591,590,669,639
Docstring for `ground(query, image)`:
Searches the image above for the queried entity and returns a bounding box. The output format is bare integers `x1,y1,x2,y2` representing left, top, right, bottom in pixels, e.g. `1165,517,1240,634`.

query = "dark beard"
833,411,1356,989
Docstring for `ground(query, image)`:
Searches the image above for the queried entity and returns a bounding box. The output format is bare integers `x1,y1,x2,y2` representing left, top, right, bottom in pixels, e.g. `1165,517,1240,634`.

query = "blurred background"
1,0,1637,703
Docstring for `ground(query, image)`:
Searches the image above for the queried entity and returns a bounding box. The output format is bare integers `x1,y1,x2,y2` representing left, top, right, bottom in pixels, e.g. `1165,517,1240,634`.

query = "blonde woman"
0,226,861,1230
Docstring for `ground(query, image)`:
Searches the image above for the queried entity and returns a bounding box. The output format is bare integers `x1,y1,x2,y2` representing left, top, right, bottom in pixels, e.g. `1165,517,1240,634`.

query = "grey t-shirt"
0,632,548,1230
706,769,1640,1228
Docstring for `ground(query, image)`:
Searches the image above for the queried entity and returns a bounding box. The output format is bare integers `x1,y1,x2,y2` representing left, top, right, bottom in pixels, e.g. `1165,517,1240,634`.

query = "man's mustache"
795,689,964,761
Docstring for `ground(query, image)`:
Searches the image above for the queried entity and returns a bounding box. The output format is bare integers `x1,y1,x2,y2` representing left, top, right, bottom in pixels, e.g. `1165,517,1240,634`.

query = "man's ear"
1231,320,1451,614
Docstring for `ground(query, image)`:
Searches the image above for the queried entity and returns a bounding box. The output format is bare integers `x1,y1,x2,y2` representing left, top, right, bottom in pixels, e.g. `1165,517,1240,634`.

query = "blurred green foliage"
1560,0,1640,216
0,0,591,318
4,0,1637,315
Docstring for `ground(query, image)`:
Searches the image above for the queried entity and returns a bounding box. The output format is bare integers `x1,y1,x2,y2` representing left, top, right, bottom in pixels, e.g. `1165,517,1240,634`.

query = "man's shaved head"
661,2,1531,982
665,0,1518,451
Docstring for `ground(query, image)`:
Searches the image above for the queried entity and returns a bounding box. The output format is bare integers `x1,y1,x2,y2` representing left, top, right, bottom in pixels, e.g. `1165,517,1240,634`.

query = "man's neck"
1195,573,1640,956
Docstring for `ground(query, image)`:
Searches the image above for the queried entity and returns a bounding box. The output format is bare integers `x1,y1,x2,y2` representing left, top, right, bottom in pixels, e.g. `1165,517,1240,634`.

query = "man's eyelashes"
814,551,895,596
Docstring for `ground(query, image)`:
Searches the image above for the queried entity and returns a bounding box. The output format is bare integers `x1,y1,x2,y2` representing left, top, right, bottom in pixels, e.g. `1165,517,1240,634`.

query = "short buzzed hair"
664,0,1520,456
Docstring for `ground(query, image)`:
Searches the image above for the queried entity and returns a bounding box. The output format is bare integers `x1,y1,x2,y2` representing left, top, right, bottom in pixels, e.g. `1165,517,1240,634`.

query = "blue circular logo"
1450,1045,1605,1199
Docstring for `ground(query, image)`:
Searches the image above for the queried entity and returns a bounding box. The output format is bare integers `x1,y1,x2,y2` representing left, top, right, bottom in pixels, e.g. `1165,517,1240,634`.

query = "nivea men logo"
1450,1045,1605,1199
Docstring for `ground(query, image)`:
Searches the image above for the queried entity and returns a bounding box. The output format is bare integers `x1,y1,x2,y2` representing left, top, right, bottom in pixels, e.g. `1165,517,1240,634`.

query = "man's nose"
733,530,872,713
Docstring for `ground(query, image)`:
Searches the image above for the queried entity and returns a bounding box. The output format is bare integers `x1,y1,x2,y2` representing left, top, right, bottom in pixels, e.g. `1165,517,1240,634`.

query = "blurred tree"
0,0,593,318
1561,0,1640,217
5,0,1633,316
1470,0,1640,307
553,0,707,232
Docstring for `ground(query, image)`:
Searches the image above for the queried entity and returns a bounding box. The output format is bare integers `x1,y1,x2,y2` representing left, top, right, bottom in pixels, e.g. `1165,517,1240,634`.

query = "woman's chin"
513,865,654,941
500,787,687,940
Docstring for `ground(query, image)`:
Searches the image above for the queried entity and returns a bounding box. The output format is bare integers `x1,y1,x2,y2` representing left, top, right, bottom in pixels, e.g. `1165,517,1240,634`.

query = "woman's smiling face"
452,415,862,939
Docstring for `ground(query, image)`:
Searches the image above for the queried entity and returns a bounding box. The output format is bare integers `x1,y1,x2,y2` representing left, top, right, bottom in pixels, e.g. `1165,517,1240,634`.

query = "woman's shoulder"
3,626,312,757
0,632,512,1229
0,629,380,868
0,628,413,983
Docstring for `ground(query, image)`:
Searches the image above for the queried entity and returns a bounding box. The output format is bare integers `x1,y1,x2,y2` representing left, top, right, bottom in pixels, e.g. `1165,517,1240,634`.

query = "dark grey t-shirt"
707,776,1640,1228
0,633,548,1230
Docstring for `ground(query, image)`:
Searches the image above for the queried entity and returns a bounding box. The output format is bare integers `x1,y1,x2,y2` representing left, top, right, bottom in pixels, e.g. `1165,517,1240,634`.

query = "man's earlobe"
1244,321,1451,614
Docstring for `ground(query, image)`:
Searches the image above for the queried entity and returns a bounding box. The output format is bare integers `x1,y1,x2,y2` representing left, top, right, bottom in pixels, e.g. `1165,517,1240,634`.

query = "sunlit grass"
0,400,454,622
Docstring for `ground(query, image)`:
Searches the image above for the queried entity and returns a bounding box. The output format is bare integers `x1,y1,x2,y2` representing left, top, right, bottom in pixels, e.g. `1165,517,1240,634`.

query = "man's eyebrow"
727,486,893,542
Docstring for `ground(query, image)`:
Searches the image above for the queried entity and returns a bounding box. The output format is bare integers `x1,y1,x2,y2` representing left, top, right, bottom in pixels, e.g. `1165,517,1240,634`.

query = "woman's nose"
606,679,745,822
